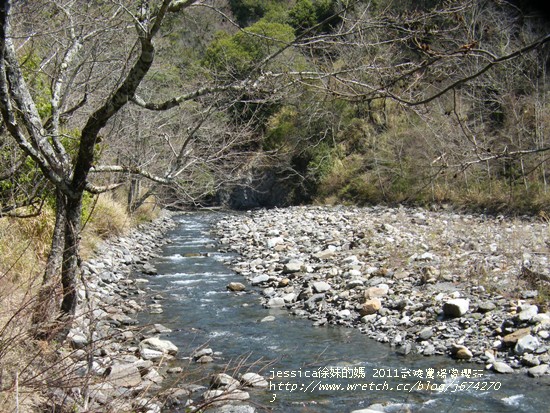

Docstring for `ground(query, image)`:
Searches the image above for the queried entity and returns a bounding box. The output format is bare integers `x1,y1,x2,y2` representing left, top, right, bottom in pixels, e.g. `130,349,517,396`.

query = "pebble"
492,361,514,374
227,282,246,292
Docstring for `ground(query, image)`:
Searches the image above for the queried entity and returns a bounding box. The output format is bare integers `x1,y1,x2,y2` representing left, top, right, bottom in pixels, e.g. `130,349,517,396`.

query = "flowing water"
140,212,550,412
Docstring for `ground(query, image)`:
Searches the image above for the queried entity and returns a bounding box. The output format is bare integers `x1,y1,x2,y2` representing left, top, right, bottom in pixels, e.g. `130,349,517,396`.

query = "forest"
0,0,549,411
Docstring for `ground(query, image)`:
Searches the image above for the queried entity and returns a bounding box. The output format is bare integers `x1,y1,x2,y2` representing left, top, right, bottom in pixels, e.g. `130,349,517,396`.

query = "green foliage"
0,145,48,211
337,118,374,155
229,0,290,26
306,142,340,183
339,174,384,205
288,0,317,31
203,21,295,79
264,106,299,150
148,63,183,86
288,0,338,33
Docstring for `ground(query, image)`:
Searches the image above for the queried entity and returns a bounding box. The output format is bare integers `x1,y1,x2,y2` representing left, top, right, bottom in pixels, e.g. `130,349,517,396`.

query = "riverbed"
140,211,550,412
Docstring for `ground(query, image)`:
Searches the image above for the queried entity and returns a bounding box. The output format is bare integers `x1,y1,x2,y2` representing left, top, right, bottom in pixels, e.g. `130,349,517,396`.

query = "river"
140,212,550,412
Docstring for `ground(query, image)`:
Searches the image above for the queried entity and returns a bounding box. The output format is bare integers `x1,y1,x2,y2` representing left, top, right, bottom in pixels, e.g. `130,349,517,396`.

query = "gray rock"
139,348,165,361
517,305,539,322
477,302,496,313
443,299,469,317
167,367,183,374
202,389,250,403
139,337,178,357
196,355,214,363
350,407,385,413
528,364,548,377
514,334,540,355
211,373,240,391
283,261,304,273
396,342,412,356
312,281,331,293
492,361,514,374
522,290,539,299
68,332,88,349
422,343,436,356
193,348,213,358
240,372,268,388
282,292,297,303
361,314,377,324
107,363,142,387
533,313,550,324
418,327,433,341
266,297,286,308
267,237,284,248
314,249,336,259
143,368,164,384
142,263,157,275
251,274,269,285
347,279,365,289
147,323,172,334
521,354,540,367
365,285,389,299
209,405,256,413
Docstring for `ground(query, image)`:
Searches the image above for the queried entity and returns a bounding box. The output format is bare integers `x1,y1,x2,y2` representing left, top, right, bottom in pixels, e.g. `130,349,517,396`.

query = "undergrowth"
0,192,160,412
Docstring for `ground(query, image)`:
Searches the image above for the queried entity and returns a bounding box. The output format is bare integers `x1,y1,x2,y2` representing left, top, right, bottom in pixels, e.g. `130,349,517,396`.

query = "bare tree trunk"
60,195,82,316
31,190,66,333
127,176,142,213
44,190,66,283
130,185,157,213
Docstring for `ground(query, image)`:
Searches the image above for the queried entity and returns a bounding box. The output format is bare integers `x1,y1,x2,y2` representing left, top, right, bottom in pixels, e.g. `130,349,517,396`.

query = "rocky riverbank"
53,211,269,413
51,212,182,412
214,205,550,377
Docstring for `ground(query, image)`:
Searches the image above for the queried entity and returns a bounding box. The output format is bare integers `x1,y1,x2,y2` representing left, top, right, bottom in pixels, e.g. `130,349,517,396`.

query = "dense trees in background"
241,0,550,210
0,0,549,323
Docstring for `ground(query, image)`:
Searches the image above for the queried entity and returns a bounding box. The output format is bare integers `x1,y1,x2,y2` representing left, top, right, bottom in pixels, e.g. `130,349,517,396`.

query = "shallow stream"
141,212,550,412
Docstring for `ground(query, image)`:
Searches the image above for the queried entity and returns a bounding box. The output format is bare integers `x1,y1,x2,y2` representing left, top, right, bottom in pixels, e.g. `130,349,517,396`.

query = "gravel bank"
54,212,268,413
50,212,183,412
214,205,550,377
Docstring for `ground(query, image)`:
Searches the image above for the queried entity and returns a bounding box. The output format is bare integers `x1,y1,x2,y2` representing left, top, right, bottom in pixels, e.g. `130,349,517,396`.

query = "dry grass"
0,193,160,412
133,197,162,224
0,211,53,283
0,215,48,413
80,194,132,259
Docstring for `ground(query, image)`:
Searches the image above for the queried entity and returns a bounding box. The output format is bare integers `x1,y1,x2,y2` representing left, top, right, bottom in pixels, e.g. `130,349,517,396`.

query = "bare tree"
0,0,303,330
0,0,226,329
